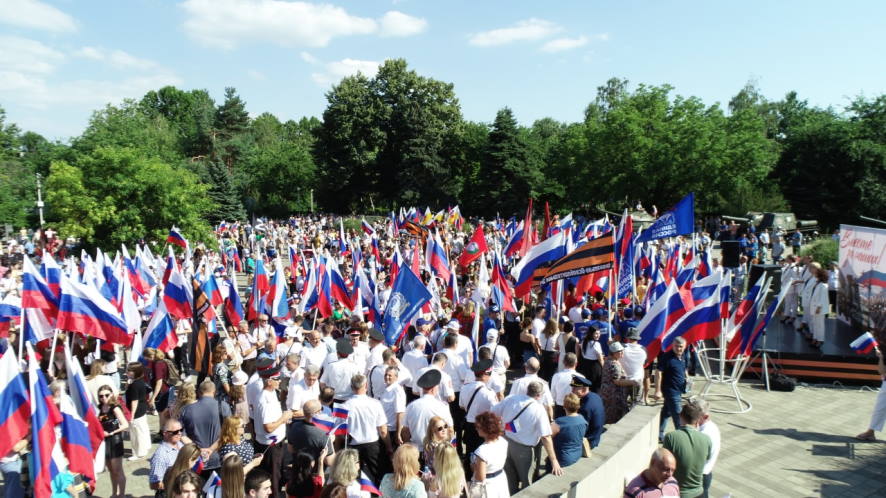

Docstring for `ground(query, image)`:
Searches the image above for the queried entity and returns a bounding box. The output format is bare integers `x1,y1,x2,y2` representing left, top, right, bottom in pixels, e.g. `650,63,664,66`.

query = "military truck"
722,212,819,236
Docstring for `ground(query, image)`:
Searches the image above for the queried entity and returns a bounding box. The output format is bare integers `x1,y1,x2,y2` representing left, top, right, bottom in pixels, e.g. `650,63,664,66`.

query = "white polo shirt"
621,343,647,384
412,365,454,402
255,389,286,445
379,383,406,431
344,394,386,445
509,373,554,407
401,349,429,379
285,378,319,412
551,369,583,406
320,358,361,400
459,380,497,423
492,394,551,447
441,349,468,393
301,343,328,371
404,394,453,446
246,373,264,419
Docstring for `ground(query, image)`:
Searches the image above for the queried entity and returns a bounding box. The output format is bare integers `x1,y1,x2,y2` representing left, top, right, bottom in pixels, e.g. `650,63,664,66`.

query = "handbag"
467,481,487,498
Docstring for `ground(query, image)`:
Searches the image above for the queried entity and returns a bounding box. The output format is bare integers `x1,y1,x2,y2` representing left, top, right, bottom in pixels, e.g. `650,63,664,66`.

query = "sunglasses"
435,425,448,431
98,393,111,399
164,429,183,435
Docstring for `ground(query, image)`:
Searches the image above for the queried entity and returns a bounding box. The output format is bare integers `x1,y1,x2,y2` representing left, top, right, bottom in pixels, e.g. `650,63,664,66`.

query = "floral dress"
600,359,630,424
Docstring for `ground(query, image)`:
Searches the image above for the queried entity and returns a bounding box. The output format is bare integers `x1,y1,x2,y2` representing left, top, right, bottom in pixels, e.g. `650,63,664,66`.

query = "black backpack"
771,373,796,392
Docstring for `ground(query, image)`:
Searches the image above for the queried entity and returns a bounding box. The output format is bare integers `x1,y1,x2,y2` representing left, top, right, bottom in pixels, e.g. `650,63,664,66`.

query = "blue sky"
1,0,884,140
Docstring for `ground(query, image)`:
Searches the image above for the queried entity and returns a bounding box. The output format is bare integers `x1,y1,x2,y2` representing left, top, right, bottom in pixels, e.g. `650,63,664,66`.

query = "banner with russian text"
838,224,886,344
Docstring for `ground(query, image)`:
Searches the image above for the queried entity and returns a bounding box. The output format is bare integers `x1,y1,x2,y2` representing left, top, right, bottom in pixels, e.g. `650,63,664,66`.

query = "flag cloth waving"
458,225,488,267
381,267,432,346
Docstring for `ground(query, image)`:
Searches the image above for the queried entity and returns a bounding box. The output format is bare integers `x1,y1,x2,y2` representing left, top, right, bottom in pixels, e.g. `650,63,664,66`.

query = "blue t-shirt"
553,415,589,466
656,350,689,395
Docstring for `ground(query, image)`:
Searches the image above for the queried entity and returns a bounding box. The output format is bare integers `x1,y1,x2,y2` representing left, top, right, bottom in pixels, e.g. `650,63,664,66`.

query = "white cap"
486,328,499,340
447,320,461,330
231,370,248,386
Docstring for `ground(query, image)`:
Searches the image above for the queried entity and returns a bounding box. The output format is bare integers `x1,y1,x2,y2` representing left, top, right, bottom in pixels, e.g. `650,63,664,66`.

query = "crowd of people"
0,210,860,498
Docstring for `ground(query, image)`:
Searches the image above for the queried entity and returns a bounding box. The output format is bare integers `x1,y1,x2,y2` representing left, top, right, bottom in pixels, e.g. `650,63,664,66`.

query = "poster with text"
839,224,886,344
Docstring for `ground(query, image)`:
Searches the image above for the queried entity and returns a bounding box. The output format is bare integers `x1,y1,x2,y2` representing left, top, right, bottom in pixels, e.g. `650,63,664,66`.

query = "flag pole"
47,329,60,378
17,307,25,364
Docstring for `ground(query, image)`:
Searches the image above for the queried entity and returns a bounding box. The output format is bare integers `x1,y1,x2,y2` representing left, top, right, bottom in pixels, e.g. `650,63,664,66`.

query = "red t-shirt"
150,360,170,394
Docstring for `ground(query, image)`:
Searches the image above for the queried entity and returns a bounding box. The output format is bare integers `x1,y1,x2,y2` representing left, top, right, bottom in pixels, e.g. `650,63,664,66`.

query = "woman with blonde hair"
426,444,466,498
379,444,426,497
218,416,263,472
422,415,454,469
327,449,368,497
163,443,200,493
169,381,197,421
85,358,116,402
212,454,247,498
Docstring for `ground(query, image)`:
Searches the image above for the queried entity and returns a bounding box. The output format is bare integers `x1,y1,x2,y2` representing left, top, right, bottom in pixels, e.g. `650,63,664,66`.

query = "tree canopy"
1,60,884,249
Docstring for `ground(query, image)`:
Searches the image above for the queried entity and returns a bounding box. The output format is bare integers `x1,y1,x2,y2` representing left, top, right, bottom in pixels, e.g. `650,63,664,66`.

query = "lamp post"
35,173,45,228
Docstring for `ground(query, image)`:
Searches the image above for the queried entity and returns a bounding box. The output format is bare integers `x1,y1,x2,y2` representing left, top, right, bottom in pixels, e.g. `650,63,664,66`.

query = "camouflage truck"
722,212,819,236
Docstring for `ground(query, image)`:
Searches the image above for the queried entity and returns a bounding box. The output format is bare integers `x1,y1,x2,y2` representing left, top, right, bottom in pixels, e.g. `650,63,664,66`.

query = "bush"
800,237,838,265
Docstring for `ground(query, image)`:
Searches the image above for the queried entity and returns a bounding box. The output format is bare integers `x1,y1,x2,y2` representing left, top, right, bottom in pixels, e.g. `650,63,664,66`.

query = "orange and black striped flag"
540,236,614,286
190,277,212,380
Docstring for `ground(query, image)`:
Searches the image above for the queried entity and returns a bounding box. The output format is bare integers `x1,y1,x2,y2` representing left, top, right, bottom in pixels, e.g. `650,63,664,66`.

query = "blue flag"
635,192,695,243
382,267,432,346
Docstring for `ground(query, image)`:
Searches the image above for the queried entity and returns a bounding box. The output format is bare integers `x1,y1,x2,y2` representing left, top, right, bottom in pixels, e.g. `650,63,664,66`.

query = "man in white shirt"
402,369,453,446
252,314,273,344
365,328,387,372
286,365,320,415
344,374,388,483
254,365,293,498
551,353,584,418
460,359,498,457
301,330,328,371
509,357,554,420
412,353,455,403
367,349,412,400
698,398,721,498
620,327,647,403
319,339,361,402
379,366,406,449
401,335,429,399
493,381,563,493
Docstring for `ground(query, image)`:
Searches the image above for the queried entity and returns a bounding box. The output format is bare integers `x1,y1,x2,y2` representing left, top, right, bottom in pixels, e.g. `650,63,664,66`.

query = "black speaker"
721,241,741,268
749,264,782,295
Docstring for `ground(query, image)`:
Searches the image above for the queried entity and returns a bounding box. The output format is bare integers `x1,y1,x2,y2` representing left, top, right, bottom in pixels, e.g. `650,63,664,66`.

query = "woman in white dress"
470,411,509,498
809,268,830,348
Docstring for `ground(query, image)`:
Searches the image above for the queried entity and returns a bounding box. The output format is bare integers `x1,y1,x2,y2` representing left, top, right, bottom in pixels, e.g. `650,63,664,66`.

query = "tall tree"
205,160,245,224
478,108,542,216
213,87,251,172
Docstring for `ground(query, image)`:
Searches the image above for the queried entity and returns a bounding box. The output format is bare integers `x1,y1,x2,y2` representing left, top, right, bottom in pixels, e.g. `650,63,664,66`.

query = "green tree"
205,160,245,224
72,100,181,164
140,86,216,158
45,147,212,249
478,108,542,216
213,87,252,173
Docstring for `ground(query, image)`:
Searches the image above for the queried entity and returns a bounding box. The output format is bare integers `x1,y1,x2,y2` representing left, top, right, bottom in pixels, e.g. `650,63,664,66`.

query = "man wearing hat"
482,304,502,347
460,359,498,457
571,375,605,449
480,329,510,391
621,327,648,403
365,327,387,372
320,338,361,403
247,357,276,433
402,369,454,446
255,363,293,498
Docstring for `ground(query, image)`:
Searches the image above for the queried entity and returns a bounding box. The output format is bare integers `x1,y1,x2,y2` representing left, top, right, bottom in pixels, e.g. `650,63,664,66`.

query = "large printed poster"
839,225,886,343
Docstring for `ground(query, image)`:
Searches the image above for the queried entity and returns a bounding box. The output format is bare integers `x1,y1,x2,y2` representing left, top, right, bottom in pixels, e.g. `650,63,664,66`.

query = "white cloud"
247,69,266,81
73,46,160,71
378,10,427,37
300,51,319,65
311,58,379,86
594,33,610,41
0,35,65,75
540,35,588,53
180,0,378,49
468,18,562,47
0,0,77,33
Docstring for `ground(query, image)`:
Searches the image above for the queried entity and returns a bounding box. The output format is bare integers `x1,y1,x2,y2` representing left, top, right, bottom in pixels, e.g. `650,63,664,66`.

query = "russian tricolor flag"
851,332,878,355
65,346,105,476
505,420,518,433
224,278,245,326
312,416,335,433
660,291,723,351
203,471,222,495
166,227,188,249
58,276,130,345
332,403,349,419
0,295,22,337
727,283,787,360
510,231,566,298
144,301,178,353
0,349,30,458
40,254,62,301
59,393,95,488
361,218,375,236
192,455,205,473
28,343,62,498
358,472,381,495
22,256,59,319
163,262,193,321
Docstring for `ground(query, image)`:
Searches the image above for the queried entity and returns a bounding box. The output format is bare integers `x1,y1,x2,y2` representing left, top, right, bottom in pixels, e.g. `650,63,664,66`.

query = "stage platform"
740,316,881,385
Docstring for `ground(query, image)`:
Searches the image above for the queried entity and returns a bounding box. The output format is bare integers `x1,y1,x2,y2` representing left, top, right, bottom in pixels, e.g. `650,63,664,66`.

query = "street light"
35,173,45,228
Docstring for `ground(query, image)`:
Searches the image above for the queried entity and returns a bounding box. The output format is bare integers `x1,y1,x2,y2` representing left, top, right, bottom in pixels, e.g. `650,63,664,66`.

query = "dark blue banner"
382,267,432,346
635,192,695,243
